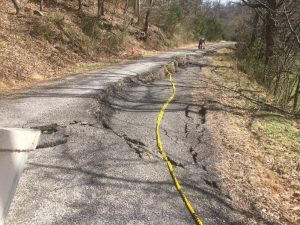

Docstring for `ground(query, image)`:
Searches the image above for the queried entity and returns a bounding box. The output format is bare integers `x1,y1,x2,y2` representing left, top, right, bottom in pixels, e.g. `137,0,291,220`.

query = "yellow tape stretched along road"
155,66,204,225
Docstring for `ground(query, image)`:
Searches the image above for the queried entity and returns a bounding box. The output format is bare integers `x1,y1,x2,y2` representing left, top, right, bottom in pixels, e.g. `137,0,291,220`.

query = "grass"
72,60,122,74
251,115,300,153
202,47,300,224
81,17,128,54
29,12,129,57
219,49,300,155
208,47,300,190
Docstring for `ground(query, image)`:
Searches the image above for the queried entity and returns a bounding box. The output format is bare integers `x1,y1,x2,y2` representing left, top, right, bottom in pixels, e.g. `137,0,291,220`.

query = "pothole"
32,123,59,134
32,124,68,149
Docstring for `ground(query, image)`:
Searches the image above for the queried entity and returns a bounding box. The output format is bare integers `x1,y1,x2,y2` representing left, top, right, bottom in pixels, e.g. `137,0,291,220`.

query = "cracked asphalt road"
1,43,242,224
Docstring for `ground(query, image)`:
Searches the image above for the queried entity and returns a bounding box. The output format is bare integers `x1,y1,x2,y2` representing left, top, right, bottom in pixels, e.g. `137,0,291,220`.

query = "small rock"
233,152,241,157
292,191,300,198
70,120,79,124
292,206,300,211
33,10,44,16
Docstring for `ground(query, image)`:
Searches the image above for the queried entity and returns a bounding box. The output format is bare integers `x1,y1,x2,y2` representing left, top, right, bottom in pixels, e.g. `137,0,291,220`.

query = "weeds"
51,11,65,28
30,14,129,57
236,39,300,113
81,17,128,54
213,48,300,190
30,17,62,44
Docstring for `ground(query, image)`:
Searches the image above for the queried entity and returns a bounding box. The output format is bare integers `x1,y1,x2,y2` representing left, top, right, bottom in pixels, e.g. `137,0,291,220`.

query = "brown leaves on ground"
191,47,300,224
0,0,171,95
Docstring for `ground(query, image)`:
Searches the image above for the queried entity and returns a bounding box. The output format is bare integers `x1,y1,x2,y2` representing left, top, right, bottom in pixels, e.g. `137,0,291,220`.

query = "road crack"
102,120,161,160
202,178,220,190
185,105,191,118
189,147,198,164
184,104,208,164
199,106,207,124
32,124,69,149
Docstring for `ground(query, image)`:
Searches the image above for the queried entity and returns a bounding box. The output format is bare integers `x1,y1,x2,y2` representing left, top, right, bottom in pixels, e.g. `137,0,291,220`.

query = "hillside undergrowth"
0,0,171,94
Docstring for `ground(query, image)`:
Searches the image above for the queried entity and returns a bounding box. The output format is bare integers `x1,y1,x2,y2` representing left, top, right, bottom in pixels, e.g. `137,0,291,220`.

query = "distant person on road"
198,37,206,49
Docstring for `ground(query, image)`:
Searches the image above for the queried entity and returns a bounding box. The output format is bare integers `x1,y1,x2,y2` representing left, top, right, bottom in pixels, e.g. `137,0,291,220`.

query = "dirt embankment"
0,0,174,95
191,47,300,224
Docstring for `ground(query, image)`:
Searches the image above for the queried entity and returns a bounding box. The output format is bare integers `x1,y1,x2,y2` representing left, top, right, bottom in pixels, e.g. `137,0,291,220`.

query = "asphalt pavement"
1,43,242,225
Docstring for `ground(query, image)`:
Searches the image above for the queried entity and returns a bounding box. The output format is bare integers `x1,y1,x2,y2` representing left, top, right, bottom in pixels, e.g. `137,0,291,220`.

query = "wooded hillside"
235,0,300,113
0,0,225,93
2,0,298,113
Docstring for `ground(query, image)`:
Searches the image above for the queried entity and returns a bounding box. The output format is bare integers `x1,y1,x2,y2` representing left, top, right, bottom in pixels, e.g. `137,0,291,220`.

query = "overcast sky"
220,0,232,3
217,0,237,4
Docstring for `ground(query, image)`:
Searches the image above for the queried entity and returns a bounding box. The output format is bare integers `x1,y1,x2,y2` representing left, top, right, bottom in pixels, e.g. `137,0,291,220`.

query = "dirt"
190,48,300,224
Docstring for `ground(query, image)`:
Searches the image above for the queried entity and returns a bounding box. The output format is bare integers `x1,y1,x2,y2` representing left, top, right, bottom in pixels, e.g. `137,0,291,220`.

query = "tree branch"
241,0,265,8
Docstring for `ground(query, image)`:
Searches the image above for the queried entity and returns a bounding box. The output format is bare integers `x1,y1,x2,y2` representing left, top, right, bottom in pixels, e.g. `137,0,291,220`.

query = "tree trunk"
98,0,104,17
124,0,129,18
273,73,281,95
78,0,82,11
293,74,300,111
133,0,136,11
264,0,277,65
40,0,43,11
134,0,141,23
98,0,101,17
135,0,140,15
249,11,259,46
143,0,154,39
11,0,22,14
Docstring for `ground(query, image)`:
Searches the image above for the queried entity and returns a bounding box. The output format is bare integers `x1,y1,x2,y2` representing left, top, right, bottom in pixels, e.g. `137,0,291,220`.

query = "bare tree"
98,0,104,17
293,74,300,111
241,0,282,65
134,0,141,23
282,1,300,48
239,0,300,110
40,0,44,11
123,0,129,18
143,0,154,39
78,0,82,11
249,11,259,46
11,0,22,14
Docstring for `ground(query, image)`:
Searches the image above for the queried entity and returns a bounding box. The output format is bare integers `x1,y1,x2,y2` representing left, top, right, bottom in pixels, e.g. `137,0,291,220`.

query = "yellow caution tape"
155,65,204,225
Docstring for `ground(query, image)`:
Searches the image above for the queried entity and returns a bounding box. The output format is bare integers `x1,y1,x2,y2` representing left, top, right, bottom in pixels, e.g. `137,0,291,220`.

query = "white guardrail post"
0,128,41,225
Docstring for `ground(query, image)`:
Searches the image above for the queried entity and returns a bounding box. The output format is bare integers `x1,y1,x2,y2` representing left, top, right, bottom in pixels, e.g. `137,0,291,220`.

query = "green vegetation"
252,115,300,152
152,1,225,43
202,18,223,41
29,12,129,57
236,40,266,81
210,48,300,195
82,17,128,53
237,41,300,112
157,3,183,35
212,47,300,157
